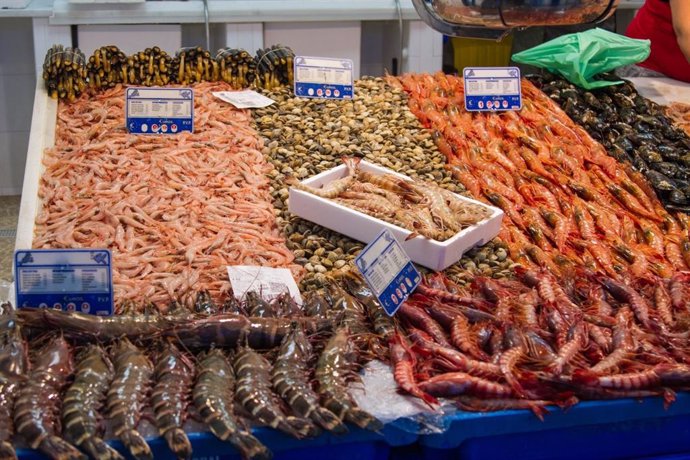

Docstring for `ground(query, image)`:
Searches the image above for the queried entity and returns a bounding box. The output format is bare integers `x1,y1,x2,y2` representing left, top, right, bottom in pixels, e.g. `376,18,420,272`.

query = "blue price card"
126,87,194,134
463,66,522,112
354,229,421,316
293,56,354,100
14,249,114,316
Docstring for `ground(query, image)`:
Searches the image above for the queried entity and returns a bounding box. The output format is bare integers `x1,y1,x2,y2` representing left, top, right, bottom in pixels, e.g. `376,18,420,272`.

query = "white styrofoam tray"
288,161,503,272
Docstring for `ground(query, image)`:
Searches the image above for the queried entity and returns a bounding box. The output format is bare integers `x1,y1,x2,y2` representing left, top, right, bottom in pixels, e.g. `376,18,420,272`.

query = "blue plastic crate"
17,418,418,460
419,393,690,460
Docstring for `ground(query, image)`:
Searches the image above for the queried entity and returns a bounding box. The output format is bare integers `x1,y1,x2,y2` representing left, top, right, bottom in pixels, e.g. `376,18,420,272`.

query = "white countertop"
50,0,419,24
1,0,641,23
627,77,690,106
0,0,52,17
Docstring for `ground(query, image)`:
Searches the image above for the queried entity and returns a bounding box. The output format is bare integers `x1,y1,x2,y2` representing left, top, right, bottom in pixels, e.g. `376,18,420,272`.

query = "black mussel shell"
681,154,690,167
601,108,618,123
582,109,600,126
542,83,560,95
633,120,652,134
615,136,635,153
554,79,574,90
612,122,634,134
658,144,680,161
645,169,677,191
526,74,545,86
599,94,613,106
662,125,683,140
620,109,637,125
609,145,633,164
655,161,680,178
629,132,658,146
583,92,602,110
633,95,649,114
614,93,635,109
632,156,649,172
636,114,663,129
668,189,689,205
561,88,580,101
605,130,620,145
638,144,663,163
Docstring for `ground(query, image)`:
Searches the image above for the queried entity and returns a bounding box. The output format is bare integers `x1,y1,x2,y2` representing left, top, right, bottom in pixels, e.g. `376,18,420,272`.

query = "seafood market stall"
4,18,690,460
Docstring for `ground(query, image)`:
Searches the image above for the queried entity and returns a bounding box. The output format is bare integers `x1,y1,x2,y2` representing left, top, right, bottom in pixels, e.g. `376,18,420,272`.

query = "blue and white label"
126,87,194,134
294,56,354,100
464,67,522,112
14,249,114,316
355,229,421,316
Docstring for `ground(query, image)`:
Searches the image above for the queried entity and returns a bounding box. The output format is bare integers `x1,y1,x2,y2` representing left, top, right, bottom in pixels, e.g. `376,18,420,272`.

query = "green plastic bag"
512,28,650,89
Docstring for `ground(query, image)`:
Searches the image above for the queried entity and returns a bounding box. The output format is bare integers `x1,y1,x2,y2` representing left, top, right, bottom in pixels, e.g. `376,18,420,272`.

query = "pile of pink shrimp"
34,82,303,311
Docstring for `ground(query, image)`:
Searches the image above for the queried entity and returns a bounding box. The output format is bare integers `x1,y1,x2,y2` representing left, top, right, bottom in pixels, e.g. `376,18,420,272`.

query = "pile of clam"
253,77,514,287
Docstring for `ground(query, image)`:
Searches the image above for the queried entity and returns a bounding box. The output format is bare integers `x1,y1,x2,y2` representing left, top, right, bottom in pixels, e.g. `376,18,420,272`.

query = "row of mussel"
529,72,690,213
0,272,390,460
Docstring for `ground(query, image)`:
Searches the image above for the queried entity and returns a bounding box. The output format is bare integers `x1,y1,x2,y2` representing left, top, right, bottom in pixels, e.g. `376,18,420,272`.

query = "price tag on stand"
463,66,522,112
14,249,114,315
126,87,194,134
293,56,354,100
355,229,421,316
227,265,303,305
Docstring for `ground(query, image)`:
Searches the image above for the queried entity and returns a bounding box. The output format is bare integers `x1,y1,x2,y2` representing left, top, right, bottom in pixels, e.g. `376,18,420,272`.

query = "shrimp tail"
163,427,193,460
312,407,349,434
284,416,321,438
232,431,273,460
344,408,384,432
420,391,441,408
38,435,88,460
404,232,420,241
80,436,125,460
119,429,153,460
571,369,599,386
0,441,17,460
529,404,550,422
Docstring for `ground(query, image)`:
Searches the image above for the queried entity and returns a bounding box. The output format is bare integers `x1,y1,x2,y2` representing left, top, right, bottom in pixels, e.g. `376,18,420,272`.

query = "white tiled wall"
264,21,362,79
361,20,443,77
0,18,35,196
78,24,182,57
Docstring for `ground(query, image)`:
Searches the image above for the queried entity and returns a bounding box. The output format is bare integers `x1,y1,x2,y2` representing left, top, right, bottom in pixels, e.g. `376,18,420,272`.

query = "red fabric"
626,0,690,83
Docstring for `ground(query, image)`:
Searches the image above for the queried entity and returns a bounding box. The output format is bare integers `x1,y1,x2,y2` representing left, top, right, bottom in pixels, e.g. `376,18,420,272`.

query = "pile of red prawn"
391,270,690,417
393,73,690,280
385,73,690,414
34,82,302,310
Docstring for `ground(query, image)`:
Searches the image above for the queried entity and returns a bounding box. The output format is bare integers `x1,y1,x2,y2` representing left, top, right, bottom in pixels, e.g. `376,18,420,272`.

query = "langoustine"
13,335,85,460
0,306,28,460
315,328,383,431
233,347,318,439
192,349,270,460
271,324,347,433
105,339,154,460
151,341,195,459
62,344,123,460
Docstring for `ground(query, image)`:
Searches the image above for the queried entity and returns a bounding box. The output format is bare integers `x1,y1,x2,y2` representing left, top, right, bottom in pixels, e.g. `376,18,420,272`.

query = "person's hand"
670,0,690,63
